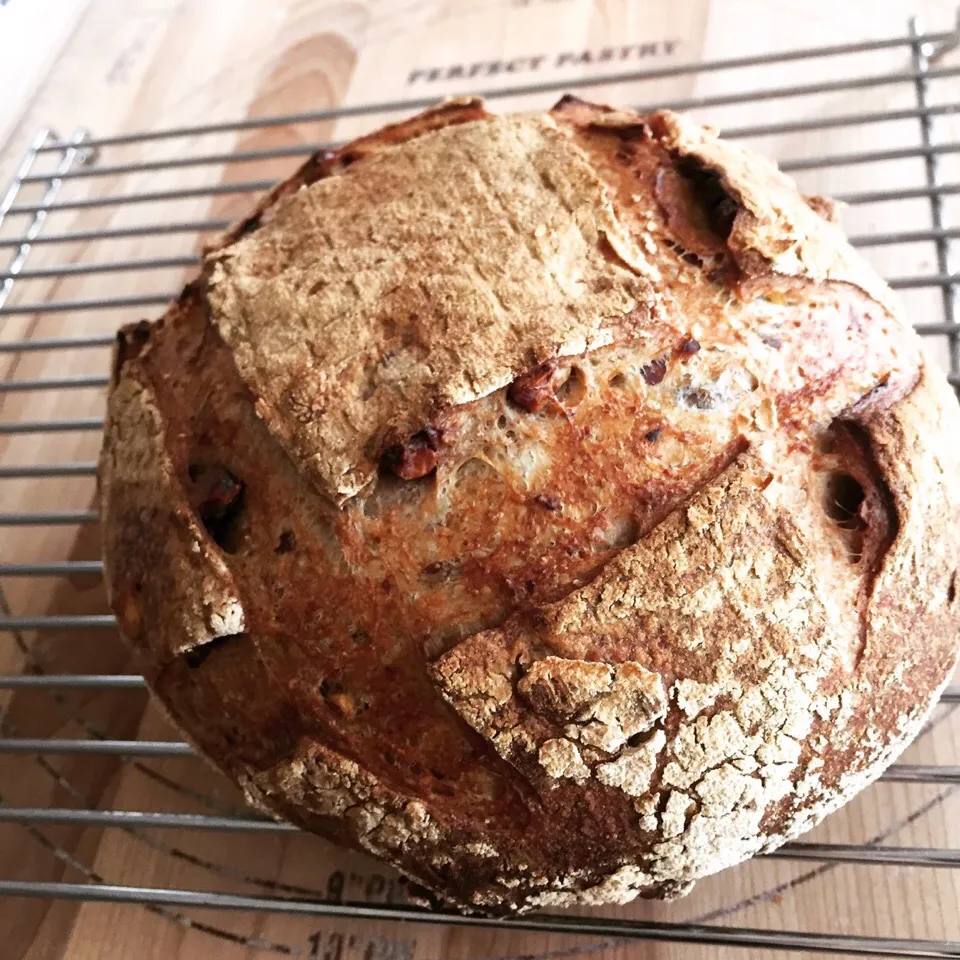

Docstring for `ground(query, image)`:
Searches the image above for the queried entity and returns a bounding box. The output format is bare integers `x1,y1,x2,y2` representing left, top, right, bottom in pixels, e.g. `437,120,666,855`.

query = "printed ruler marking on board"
307,930,416,960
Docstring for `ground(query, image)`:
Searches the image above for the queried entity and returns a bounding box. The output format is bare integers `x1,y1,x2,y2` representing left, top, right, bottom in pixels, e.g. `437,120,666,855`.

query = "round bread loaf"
100,96,960,912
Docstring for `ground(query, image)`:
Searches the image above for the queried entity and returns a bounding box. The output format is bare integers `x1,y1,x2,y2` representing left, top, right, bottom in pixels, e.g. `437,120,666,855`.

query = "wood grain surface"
1,1,959,958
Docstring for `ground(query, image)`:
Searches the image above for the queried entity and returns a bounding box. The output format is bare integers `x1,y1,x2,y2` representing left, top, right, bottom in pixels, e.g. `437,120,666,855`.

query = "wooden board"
1,1,959,958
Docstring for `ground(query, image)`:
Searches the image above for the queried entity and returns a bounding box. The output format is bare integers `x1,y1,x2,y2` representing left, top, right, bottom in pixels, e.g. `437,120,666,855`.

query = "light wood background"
1,1,960,958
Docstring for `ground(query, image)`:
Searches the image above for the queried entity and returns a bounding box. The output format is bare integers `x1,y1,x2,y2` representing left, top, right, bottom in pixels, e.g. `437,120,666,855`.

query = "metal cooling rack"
2,10,960,959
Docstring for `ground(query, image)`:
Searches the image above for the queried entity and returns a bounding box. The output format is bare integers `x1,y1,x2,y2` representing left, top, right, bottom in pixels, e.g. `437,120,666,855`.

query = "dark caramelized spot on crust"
644,426,664,443
275,530,296,554
534,493,562,511
188,461,246,552
508,362,562,412
382,427,440,480
641,358,668,386
679,338,701,357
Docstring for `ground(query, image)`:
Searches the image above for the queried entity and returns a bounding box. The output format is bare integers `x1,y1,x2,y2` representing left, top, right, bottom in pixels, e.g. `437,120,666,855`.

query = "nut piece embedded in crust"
99,95,960,914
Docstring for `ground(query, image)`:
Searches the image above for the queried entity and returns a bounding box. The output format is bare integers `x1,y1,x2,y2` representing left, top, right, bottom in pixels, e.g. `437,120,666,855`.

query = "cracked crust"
99,97,960,913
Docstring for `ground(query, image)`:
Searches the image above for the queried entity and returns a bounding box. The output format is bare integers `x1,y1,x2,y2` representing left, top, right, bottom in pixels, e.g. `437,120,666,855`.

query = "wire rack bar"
891,273,960,289
5,271,958,322
38,100,937,184
0,463,97,479
0,739,193,757
3,676,954,707
0,213,956,308
0,294,171,315
0,664,954,698
0,335,114,352
2,228,954,292
30,30,960,154
0,615,114,630
0,376,109,392
850,228,960,246
6,180,277,215
21,144,330,183
0,732,950,786
3,881,959,957
3,231,956,291
880,765,960,784
839,183,960,205
0,511,98,526
913,322,960,336
0,255,197,282
0,675,142,688
779,141,960,173
0,419,103,435
0,268,955,331
0,808,290,831
1,179,956,271
765,843,960,868
0,807,954,870
1,256,193,282
9,174,960,225
0,221,228,248
19,100,960,187
721,103,960,140
0,561,103,576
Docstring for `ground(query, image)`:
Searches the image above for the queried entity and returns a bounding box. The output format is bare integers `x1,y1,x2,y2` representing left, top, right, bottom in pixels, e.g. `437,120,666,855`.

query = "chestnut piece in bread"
99,96,960,913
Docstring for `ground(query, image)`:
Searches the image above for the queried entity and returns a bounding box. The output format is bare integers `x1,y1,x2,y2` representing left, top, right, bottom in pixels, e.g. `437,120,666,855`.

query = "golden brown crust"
99,98,960,913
